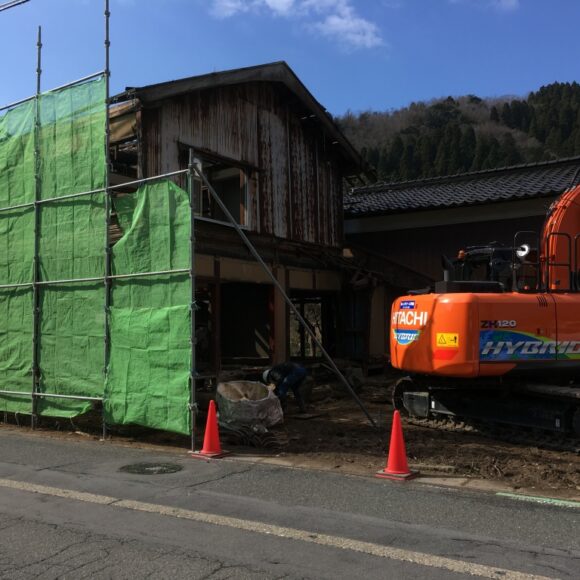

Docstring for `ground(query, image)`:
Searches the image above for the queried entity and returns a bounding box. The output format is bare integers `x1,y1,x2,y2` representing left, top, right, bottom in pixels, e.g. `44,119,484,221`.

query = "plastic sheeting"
0,100,35,414
37,78,106,417
105,180,191,435
0,77,193,432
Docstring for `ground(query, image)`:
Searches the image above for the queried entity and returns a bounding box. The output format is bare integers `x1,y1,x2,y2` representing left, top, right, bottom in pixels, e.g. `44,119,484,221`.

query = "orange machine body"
390,292,580,378
390,184,580,381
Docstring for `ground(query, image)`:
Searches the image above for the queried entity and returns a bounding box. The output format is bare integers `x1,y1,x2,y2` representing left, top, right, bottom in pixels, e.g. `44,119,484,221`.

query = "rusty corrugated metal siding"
141,82,344,247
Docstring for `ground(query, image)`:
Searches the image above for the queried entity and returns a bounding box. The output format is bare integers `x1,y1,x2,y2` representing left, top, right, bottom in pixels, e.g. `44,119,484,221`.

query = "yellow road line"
0,477,552,580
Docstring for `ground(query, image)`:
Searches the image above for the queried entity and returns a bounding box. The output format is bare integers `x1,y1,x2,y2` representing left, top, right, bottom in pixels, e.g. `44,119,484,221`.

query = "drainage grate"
119,462,183,475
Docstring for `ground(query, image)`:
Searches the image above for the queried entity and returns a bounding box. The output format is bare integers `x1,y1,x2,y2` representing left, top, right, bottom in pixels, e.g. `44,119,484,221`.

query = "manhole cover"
119,462,183,475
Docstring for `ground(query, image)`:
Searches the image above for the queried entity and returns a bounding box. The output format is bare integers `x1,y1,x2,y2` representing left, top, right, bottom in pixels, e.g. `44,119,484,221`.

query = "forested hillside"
338,82,580,182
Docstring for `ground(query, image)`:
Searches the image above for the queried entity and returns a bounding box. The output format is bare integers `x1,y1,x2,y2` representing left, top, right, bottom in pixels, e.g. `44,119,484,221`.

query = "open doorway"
290,292,338,360
220,282,272,365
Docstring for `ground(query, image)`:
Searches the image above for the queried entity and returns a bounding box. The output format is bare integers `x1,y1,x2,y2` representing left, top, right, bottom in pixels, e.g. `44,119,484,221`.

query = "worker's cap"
262,369,271,384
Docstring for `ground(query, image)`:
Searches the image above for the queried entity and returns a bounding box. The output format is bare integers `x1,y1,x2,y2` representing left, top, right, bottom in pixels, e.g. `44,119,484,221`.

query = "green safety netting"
105,180,191,435
37,77,106,417
0,99,35,414
0,76,192,431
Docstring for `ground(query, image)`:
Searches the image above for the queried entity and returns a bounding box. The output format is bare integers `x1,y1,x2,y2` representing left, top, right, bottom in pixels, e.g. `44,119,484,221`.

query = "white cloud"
209,0,384,50
311,3,383,50
492,0,519,11
211,0,251,18
449,0,520,11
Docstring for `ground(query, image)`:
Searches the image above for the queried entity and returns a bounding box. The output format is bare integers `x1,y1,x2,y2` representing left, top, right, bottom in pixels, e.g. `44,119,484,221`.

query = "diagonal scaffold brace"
191,162,378,430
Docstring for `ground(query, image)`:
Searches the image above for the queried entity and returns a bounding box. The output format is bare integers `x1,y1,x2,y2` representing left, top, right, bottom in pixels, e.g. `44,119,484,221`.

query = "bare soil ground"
274,374,580,498
1,373,578,499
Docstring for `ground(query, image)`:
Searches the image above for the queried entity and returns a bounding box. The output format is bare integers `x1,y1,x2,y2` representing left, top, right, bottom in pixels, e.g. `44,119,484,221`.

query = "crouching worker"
262,362,307,414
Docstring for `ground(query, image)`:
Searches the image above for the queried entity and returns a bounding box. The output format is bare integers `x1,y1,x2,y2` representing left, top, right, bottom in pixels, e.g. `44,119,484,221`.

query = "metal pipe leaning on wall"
191,163,378,430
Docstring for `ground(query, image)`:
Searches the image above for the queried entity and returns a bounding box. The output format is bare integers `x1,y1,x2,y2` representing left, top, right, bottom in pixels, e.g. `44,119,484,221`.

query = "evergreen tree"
559,103,574,141
400,142,417,180
377,147,390,179
417,134,435,177
483,137,501,169
471,136,489,171
366,147,380,170
501,103,513,128
545,127,563,155
336,81,580,183
447,125,462,174
574,129,580,155
460,126,477,171
500,133,521,166
389,135,405,176
434,127,453,175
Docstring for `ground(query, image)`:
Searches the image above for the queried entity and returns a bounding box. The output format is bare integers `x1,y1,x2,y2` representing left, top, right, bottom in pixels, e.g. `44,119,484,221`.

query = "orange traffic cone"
190,400,229,459
376,410,418,481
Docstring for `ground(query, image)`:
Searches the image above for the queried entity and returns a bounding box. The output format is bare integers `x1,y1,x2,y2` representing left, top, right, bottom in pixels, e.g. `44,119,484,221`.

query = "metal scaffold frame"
0,0,376,443
0,1,202,446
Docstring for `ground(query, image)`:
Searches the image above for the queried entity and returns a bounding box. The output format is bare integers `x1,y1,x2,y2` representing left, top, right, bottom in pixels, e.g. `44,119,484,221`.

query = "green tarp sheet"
0,100,35,414
0,77,192,432
37,77,106,417
105,180,191,435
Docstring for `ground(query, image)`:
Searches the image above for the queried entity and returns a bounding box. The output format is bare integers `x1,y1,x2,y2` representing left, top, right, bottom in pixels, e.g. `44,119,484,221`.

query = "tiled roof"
345,157,580,218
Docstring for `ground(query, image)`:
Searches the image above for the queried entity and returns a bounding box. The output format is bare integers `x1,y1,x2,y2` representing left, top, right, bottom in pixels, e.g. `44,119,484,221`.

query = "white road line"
0,477,551,580
496,492,580,509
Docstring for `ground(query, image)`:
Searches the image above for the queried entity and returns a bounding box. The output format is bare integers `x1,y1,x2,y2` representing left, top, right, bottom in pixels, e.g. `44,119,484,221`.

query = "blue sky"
1,0,579,115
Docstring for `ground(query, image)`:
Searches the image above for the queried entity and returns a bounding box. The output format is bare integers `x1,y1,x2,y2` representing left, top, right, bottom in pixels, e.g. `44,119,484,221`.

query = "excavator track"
406,414,580,454
393,376,580,453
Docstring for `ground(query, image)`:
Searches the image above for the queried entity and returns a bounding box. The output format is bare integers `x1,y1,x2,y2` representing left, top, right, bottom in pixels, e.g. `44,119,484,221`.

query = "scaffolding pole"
0,170,189,214
102,0,111,441
191,165,378,429
188,152,198,452
31,25,42,428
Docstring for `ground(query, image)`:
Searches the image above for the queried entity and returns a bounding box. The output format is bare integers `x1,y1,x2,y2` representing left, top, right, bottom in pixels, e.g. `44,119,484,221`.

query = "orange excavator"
390,184,580,435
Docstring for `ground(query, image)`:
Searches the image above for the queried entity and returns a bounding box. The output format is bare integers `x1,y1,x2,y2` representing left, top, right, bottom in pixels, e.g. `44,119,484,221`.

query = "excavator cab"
439,238,539,294
451,243,514,288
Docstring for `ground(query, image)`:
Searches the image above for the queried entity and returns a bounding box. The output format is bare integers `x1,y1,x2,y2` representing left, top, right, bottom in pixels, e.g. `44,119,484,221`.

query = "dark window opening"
179,147,248,226
221,283,271,365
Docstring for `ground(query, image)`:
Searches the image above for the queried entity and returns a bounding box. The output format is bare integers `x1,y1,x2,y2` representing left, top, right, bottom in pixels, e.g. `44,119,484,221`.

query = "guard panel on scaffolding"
0,76,193,432
105,180,192,435
0,100,35,414
37,77,106,417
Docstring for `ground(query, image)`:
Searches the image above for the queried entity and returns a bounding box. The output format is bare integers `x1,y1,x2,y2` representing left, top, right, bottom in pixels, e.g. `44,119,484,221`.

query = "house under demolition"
110,61,400,373
0,61,405,437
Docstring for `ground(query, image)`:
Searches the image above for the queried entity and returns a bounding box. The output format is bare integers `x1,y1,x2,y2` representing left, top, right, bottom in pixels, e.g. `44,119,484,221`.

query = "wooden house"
109,61,394,373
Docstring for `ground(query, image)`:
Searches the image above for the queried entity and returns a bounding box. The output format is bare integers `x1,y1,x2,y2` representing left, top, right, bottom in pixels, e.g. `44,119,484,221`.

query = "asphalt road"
0,428,578,579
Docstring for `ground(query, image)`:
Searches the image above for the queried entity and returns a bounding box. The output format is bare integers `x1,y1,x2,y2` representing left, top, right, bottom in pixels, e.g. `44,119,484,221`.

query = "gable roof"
345,156,580,218
113,61,366,176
